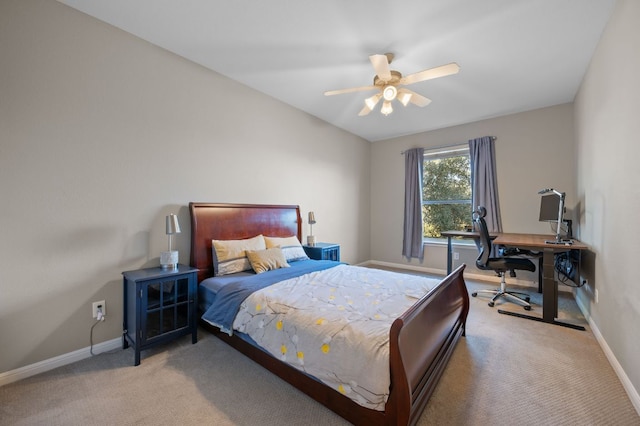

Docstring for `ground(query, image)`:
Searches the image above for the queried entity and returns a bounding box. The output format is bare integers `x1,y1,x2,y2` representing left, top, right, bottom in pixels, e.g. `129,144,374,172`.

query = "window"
422,146,472,239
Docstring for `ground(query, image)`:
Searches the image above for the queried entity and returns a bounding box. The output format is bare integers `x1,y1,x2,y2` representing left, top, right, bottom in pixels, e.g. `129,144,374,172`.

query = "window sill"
423,238,476,248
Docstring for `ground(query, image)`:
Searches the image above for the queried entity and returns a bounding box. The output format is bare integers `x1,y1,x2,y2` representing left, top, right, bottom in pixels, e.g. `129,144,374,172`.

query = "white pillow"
264,235,309,262
212,235,266,276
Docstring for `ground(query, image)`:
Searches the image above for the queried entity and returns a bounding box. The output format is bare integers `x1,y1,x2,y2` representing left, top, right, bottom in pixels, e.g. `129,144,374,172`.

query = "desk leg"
446,237,453,275
542,248,557,321
537,257,543,293
499,248,585,331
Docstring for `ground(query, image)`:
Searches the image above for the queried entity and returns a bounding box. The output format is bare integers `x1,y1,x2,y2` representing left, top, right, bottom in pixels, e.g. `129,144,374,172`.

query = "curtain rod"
400,136,497,155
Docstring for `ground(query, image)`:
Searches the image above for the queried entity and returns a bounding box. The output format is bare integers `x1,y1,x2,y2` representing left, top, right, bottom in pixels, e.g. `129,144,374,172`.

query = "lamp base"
306,236,316,246
160,251,179,270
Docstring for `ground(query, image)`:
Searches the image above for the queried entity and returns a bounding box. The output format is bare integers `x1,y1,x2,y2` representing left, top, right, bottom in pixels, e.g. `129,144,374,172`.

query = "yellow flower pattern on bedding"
232,264,439,411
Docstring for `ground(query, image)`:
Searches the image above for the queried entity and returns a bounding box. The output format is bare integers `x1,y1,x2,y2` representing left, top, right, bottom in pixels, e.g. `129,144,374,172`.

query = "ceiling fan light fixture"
380,101,393,116
326,53,458,117
398,91,413,106
382,85,397,102
365,93,382,110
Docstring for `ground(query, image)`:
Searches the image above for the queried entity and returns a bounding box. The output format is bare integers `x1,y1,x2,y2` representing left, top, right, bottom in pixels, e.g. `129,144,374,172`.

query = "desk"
494,233,588,330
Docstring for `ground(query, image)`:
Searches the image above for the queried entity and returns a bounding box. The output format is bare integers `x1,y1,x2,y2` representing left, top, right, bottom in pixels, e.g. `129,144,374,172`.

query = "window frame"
422,144,473,244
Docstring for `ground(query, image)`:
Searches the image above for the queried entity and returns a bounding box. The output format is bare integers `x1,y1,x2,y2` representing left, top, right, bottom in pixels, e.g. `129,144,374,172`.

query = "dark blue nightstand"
122,265,198,365
303,242,340,261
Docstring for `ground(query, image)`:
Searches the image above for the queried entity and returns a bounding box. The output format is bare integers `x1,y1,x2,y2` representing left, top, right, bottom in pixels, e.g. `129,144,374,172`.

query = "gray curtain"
402,147,425,261
469,136,502,233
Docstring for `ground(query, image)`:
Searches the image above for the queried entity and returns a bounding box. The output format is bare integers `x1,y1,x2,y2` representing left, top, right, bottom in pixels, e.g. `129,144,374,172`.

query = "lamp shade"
380,101,393,116
398,91,413,106
308,211,316,225
166,214,181,235
162,214,180,269
365,93,382,110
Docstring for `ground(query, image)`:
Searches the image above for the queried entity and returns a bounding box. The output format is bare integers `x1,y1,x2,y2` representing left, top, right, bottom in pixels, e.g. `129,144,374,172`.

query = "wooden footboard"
387,264,468,426
200,265,468,426
190,203,469,425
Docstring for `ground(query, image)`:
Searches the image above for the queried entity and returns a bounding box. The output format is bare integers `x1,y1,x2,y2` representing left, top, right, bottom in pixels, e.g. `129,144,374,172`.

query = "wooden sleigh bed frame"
189,202,469,425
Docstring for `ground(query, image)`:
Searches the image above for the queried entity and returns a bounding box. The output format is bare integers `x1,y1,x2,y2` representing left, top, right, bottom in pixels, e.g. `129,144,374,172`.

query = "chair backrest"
474,206,493,270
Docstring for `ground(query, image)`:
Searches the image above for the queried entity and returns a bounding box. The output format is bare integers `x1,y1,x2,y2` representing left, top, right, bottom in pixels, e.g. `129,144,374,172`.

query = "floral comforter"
231,264,440,410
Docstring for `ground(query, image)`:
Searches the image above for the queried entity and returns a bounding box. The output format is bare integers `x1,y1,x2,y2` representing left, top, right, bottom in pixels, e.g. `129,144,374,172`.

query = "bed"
189,202,469,425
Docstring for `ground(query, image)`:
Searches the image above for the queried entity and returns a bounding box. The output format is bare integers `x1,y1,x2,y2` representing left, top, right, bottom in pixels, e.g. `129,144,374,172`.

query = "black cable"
554,252,585,288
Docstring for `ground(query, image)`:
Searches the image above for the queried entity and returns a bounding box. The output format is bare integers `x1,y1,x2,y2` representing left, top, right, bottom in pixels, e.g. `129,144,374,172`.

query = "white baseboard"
0,338,121,387
363,259,639,416
360,260,583,294
574,295,640,416
3,266,638,418
361,260,542,290
358,260,444,276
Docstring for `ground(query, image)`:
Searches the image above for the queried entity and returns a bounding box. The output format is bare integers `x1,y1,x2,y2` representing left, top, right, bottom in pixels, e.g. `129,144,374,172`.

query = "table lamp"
160,214,181,270
307,211,316,246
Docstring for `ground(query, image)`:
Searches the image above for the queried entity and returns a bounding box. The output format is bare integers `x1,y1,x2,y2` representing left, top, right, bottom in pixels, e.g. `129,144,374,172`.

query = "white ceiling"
59,0,616,142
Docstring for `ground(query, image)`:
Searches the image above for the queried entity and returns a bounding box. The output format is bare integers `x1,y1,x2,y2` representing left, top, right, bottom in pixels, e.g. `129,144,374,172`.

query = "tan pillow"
212,235,266,276
246,247,290,274
264,235,309,262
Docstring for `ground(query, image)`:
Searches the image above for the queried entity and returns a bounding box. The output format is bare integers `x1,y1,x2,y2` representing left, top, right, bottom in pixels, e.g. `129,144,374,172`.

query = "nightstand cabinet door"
122,265,198,365
303,243,340,261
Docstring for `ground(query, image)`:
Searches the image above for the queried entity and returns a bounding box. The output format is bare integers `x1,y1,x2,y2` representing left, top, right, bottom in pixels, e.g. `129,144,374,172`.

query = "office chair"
472,207,536,310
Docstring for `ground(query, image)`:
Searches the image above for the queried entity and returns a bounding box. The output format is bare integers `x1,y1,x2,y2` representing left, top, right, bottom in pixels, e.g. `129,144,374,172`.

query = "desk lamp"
538,188,570,244
160,214,181,269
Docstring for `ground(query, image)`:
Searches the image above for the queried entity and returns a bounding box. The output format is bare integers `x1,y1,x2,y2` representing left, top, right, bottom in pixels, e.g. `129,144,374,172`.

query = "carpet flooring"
1,276,638,425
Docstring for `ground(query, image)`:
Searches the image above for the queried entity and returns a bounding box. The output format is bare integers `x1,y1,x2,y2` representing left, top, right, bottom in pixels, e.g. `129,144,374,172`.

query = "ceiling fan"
324,53,460,116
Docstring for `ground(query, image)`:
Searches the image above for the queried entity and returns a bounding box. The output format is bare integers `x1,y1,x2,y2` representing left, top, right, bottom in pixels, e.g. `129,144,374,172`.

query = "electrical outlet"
594,289,599,304
453,252,460,260
92,300,106,319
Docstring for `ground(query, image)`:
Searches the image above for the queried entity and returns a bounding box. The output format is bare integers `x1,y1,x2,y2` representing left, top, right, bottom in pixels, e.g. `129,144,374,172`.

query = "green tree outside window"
423,149,472,238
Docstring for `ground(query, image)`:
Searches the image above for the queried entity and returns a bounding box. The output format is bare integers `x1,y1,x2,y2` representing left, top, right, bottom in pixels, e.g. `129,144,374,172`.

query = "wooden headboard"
189,203,302,283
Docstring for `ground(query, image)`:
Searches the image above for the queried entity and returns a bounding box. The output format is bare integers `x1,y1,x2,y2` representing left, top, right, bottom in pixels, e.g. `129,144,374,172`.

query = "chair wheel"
524,306,531,311
471,292,478,297
488,301,495,307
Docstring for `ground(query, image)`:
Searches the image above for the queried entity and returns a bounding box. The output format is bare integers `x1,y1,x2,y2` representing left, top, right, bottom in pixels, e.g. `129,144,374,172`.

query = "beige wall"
2,0,638,407
370,103,575,282
370,0,640,405
574,0,640,405
0,0,370,373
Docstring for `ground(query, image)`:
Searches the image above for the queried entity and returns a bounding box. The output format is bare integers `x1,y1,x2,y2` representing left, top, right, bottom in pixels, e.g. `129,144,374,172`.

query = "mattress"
198,261,441,410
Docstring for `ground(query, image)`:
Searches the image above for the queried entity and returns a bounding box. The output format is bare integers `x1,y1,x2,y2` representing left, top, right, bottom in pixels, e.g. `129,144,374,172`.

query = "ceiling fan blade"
358,93,382,116
408,92,432,107
324,85,377,96
358,105,374,116
397,88,432,107
369,54,392,81
400,62,460,86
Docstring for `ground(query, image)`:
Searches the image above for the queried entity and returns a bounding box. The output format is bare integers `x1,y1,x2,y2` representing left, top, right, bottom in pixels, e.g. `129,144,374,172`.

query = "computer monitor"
539,194,561,222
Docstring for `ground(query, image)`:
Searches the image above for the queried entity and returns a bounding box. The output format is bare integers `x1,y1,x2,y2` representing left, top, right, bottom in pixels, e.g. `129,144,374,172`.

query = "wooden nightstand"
303,242,340,261
122,265,198,365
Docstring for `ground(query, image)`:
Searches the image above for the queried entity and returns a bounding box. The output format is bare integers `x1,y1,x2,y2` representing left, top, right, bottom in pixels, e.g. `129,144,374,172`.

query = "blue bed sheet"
200,259,341,335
